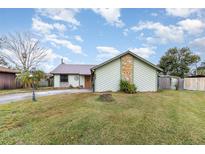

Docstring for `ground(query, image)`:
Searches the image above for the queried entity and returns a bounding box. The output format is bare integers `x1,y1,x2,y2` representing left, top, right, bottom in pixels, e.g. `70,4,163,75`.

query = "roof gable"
91,50,163,71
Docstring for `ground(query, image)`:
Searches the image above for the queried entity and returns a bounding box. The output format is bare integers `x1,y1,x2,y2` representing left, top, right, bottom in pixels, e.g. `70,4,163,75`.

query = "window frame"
60,74,68,82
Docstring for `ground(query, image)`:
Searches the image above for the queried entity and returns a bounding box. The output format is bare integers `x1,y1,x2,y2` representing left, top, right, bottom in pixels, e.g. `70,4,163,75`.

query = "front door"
85,76,91,89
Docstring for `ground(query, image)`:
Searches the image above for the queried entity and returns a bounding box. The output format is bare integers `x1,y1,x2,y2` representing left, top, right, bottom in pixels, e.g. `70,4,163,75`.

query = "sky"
0,8,205,72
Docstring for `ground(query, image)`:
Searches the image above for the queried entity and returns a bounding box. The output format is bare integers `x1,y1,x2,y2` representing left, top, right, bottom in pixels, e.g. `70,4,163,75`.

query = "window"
74,75,79,81
60,75,68,82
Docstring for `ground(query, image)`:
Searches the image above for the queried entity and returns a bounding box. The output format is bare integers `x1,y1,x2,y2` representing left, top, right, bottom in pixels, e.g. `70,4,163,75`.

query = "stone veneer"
121,54,133,83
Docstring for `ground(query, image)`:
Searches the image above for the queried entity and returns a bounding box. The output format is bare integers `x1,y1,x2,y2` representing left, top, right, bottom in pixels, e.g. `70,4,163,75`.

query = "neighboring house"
51,62,95,89
38,73,54,87
0,66,20,89
91,51,163,92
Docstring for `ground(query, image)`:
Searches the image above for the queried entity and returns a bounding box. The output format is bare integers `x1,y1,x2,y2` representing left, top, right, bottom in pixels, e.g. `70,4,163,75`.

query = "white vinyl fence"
184,77,205,91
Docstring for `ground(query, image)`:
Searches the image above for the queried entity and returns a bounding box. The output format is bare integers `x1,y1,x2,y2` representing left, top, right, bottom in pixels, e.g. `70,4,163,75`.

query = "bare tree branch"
0,32,47,71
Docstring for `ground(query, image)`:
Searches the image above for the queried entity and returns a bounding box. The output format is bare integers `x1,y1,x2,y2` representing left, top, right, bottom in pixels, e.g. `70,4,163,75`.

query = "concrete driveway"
0,89,92,104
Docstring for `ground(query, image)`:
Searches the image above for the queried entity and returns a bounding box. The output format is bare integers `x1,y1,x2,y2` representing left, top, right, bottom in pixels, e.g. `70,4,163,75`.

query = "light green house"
91,51,162,92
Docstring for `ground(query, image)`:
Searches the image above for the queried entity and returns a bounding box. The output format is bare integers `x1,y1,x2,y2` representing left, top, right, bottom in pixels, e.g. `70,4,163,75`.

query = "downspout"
78,74,80,88
157,71,159,91
68,75,69,87
91,69,95,92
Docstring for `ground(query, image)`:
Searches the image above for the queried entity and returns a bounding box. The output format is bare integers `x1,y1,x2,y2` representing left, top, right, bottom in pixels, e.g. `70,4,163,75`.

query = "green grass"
0,90,205,144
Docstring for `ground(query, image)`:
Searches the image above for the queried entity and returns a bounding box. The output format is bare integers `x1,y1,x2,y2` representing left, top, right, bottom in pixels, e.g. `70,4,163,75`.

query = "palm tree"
16,69,45,89
33,70,45,88
16,70,32,88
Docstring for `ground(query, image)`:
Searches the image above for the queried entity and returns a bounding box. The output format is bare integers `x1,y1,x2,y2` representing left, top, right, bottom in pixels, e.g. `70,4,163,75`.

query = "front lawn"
0,90,205,144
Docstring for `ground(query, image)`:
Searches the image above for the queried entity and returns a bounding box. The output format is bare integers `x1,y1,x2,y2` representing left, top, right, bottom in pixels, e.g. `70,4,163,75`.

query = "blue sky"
0,8,205,72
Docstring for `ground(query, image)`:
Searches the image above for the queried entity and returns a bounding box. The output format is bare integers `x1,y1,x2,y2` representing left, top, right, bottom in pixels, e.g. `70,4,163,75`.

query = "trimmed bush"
120,80,137,94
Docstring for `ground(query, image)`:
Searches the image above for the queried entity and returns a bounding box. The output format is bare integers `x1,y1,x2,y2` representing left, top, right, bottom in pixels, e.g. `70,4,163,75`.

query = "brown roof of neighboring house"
0,66,19,73
50,64,96,75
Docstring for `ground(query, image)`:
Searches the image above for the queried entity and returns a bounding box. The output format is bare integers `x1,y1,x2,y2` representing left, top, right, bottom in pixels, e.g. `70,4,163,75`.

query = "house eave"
91,50,163,72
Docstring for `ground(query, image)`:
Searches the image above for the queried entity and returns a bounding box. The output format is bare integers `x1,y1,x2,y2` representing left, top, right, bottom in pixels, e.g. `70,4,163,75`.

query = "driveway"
0,89,92,104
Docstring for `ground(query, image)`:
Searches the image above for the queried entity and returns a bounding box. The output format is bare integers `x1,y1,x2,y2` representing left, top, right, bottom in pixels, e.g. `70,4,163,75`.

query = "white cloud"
32,16,83,55
123,28,129,36
92,8,124,27
74,35,83,42
96,46,120,55
45,49,71,63
41,63,55,73
96,46,121,62
37,9,80,27
32,18,53,34
190,37,205,57
32,18,67,34
131,19,205,45
151,13,158,17
131,21,184,44
44,49,59,61
45,34,82,54
144,37,156,44
95,46,155,62
165,8,200,17
177,19,205,34
190,37,205,48
140,32,144,37
53,23,67,32
129,47,156,59
42,49,71,72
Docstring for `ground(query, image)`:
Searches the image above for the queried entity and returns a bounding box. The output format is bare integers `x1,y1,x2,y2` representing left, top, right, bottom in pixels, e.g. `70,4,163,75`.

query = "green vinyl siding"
133,59,157,91
95,59,121,92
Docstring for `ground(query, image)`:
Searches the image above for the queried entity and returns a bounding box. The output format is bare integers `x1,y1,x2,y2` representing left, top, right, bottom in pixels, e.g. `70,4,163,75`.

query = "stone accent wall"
121,54,134,83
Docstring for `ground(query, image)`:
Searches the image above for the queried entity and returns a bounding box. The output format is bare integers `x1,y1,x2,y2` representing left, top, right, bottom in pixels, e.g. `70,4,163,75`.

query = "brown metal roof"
0,66,19,73
50,64,96,75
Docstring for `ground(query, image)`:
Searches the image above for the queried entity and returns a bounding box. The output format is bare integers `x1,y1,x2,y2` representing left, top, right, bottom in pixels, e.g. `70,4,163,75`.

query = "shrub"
120,80,137,94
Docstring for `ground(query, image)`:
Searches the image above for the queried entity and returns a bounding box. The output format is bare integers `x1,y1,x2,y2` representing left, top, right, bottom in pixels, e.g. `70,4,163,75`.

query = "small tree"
159,47,200,78
16,70,32,88
16,69,45,88
33,70,45,88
